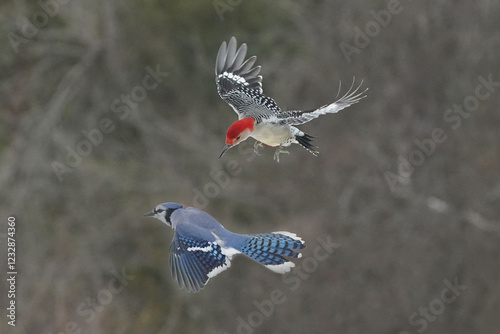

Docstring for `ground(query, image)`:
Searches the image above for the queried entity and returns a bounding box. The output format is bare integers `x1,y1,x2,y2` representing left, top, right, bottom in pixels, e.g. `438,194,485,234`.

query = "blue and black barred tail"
239,232,306,274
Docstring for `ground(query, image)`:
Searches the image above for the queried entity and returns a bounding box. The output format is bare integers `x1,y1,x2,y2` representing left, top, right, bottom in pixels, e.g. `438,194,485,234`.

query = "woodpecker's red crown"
225,117,255,144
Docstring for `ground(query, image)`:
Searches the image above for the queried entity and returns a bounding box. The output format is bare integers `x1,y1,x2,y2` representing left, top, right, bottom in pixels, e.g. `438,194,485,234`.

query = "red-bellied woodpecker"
216,37,368,162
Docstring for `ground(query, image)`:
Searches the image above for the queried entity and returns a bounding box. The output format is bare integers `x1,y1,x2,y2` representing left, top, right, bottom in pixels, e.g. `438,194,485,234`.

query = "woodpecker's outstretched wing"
275,79,368,126
169,231,230,293
215,37,282,122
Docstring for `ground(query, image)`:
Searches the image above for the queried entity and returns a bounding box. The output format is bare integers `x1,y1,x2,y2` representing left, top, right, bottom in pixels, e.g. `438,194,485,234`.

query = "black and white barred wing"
215,37,282,121
275,79,368,126
169,231,230,293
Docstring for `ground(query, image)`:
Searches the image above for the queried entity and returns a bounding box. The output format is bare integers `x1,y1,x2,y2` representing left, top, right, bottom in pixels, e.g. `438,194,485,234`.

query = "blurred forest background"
1,0,500,333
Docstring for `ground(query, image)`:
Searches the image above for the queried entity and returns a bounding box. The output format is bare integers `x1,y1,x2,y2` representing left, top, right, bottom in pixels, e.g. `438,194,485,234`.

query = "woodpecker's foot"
273,146,289,163
253,141,264,155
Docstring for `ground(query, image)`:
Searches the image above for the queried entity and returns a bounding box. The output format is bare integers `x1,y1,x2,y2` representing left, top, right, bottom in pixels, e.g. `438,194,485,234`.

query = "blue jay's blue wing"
169,232,230,293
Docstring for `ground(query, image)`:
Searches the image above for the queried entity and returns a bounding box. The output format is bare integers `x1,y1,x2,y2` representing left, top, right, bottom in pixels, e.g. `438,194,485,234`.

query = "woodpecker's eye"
236,136,241,140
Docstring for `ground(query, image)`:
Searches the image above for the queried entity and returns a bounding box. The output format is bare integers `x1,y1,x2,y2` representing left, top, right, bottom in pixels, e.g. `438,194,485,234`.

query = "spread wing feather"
169,231,230,293
215,38,368,125
275,79,368,126
215,37,281,121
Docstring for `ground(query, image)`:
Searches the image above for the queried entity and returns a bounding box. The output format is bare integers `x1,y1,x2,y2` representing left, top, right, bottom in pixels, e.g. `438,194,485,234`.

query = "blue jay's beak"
218,143,232,159
143,210,155,217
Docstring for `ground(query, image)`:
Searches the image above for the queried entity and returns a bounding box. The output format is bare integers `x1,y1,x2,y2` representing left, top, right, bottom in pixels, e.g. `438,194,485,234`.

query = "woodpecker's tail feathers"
239,232,306,274
295,132,318,156
216,36,263,93
277,77,368,126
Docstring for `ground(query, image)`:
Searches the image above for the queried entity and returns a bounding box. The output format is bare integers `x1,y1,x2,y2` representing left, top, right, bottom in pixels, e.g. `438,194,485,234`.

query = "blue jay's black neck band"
165,208,177,224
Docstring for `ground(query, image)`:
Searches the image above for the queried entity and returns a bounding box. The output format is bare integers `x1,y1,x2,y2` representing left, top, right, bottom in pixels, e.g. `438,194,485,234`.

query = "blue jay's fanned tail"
239,232,306,274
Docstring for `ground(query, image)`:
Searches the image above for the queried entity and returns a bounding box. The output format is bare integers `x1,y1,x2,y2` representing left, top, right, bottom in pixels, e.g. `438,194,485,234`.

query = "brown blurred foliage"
1,0,499,333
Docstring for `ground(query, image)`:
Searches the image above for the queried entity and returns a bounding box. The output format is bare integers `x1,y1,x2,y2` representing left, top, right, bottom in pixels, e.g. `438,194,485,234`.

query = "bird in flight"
144,202,306,292
216,37,368,162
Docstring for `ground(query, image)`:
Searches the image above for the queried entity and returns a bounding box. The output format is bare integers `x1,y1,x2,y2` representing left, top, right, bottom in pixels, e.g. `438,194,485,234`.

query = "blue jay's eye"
155,209,165,214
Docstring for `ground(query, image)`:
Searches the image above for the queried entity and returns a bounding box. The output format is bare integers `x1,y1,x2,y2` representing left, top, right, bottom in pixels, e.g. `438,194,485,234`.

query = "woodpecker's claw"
274,146,289,163
253,141,264,155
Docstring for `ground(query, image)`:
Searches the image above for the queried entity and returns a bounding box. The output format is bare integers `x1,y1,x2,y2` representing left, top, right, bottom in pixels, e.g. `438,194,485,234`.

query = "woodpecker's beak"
218,143,232,159
143,210,155,217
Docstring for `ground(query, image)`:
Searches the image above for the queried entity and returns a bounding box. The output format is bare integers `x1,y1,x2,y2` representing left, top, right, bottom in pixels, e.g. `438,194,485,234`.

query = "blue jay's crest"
145,203,306,293
160,202,184,210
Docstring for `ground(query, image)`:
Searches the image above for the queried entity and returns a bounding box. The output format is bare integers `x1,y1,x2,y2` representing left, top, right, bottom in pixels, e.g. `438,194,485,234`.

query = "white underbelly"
251,124,291,147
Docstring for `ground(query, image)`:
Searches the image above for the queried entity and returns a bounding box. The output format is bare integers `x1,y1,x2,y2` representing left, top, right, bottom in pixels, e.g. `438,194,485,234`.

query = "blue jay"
144,202,306,292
